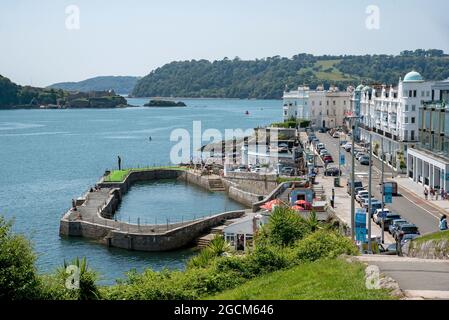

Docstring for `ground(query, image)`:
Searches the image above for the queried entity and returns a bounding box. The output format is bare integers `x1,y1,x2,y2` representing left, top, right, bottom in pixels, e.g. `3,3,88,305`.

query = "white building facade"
283,85,351,128
357,71,434,169
407,78,449,190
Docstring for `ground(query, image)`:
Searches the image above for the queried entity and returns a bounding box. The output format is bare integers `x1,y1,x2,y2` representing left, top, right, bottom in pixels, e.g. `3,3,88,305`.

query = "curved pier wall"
107,210,244,251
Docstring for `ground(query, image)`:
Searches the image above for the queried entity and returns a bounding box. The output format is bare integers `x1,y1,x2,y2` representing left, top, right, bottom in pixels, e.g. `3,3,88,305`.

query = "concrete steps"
209,178,225,191
196,233,216,248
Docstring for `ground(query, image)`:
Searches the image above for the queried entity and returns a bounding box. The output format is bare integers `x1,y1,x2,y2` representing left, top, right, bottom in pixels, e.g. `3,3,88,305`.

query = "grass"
277,177,306,184
413,230,449,244
206,259,394,300
299,59,355,82
104,166,187,182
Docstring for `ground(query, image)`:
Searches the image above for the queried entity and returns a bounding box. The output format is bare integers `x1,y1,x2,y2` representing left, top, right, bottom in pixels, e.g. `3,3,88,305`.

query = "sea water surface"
0,98,281,284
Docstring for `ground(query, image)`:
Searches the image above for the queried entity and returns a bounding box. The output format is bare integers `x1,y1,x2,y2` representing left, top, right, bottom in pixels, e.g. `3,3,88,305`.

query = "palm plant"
60,257,99,300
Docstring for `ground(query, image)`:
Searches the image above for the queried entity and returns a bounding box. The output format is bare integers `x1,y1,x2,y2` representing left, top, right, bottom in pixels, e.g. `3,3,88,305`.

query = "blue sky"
1,0,448,87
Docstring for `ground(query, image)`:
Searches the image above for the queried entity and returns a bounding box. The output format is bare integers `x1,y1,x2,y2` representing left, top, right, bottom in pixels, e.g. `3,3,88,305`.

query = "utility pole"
350,119,356,240
381,137,385,244
338,132,342,184
368,134,373,253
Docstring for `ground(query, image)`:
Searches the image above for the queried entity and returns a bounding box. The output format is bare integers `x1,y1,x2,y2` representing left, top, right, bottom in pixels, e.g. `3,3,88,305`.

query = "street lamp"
346,113,361,240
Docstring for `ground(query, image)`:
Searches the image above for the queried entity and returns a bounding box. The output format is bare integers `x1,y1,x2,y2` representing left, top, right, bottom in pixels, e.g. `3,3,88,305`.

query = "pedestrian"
72,199,77,211
424,187,428,200
441,188,445,200
430,187,435,200
439,215,448,231
117,155,122,171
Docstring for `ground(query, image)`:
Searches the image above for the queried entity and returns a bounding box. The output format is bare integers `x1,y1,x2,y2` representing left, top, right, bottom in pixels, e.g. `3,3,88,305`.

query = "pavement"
356,255,449,299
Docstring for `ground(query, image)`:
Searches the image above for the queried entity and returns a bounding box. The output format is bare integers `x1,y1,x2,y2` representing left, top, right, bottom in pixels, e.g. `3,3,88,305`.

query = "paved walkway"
357,255,449,299
317,175,394,243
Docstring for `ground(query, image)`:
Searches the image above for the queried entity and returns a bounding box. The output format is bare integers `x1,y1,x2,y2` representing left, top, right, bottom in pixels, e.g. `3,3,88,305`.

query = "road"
357,255,449,298
316,132,440,235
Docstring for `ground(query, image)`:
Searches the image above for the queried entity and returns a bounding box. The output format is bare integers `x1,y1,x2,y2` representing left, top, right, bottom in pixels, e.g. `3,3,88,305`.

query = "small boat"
245,110,249,115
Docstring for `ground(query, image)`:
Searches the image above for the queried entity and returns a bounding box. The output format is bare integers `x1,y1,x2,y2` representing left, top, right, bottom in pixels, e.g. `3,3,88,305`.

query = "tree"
0,216,40,300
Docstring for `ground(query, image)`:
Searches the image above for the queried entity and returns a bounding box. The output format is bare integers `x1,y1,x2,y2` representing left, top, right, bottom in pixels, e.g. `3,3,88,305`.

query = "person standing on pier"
118,155,122,170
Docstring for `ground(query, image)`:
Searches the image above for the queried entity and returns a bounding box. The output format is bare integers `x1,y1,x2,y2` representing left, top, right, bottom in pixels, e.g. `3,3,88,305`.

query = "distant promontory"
144,99,186,107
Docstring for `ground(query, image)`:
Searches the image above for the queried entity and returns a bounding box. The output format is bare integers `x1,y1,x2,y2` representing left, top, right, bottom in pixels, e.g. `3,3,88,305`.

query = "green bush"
293,230,359,262
0,216,40,300
262,206,312,247
103,266,245,300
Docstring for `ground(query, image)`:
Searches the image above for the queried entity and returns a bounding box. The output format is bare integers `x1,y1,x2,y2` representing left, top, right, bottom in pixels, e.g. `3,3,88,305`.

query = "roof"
403,71,424,82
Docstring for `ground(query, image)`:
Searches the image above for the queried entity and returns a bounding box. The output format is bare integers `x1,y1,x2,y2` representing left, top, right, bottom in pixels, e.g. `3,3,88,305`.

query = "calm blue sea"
0,98,281,284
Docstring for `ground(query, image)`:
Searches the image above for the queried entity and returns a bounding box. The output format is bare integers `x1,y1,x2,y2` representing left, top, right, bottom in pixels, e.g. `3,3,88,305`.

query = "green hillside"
48,76,140,94
132,49,449,99
208,259,394,300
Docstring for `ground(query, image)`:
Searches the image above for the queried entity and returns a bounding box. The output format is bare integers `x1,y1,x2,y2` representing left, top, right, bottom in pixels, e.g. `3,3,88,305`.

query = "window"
405,117,409,124
344,100,346,105
413,90,417,97
411,130,415,141
327,101,329,106
426,91,430,97
405,105,409,111
312,101,315,106
284,111,287,116
319,101,322,106
412,105,416,112
404,130,408,141
333,100,336,106
411,117,415,124
421,91,425,97
409,90,413,98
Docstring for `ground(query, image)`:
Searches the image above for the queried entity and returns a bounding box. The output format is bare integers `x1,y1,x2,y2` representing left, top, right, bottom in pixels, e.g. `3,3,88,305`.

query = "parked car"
332,132,340,138
354,187,366,195
401,233,419,244
322,155,334,163
356,190,369,203
324,167,341,176
389,219,408,235
394,224,420,240
372,208,391,223
381,213,402,230
360,196,377,207
319,149,329,156
379,243,398,255
280,167,295,176
316,143,325,151
343,143,352,152
347,180,363,195
340,140,348,146
355,152,366,160
362,199,382,215
359,155,372,165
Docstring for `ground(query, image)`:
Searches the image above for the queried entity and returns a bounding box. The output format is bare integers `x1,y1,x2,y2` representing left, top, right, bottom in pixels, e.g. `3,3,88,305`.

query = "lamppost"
368,133,373,253
381,137,385,244
346,114,361,240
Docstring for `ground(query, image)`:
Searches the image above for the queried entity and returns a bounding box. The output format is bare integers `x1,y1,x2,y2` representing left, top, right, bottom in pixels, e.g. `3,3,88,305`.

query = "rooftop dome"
362,86,371,92
403,71,424,82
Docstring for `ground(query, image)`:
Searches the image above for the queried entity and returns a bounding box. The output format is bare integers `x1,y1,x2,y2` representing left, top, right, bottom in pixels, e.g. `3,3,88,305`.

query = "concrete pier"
60,169,245,251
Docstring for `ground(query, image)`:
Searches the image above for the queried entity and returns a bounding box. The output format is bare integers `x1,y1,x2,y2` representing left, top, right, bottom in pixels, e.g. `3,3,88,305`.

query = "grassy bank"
208,258,394,300
104,166,187,182
413,230,449,244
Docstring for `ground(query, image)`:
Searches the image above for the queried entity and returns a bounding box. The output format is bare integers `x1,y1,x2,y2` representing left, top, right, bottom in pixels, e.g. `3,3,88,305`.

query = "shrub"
262,206,312,247
0,216,40,300
293,230,359,263
187,235,231,269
